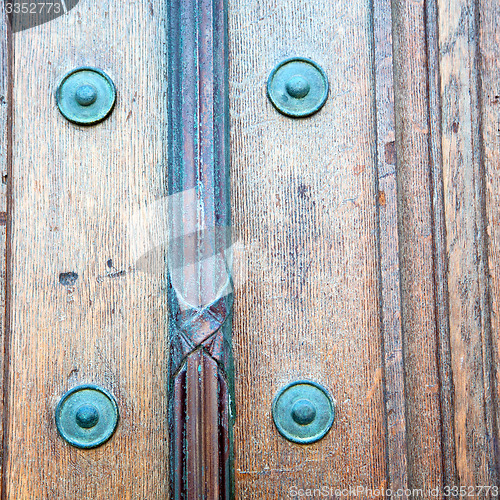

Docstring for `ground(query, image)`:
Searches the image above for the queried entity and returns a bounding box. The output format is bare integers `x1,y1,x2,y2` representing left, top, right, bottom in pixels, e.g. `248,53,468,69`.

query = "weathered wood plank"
373,0,408,489
0,0,8,214
229,0,388,497
2,0,499,495
478,0,500,481
4,1,169,497
426,0,459,486
391,0,445,489
0,0,9,492
438,0,498,484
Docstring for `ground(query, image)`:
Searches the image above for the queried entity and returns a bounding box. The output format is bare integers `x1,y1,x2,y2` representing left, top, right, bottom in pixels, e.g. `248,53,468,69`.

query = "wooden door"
0,0,499,498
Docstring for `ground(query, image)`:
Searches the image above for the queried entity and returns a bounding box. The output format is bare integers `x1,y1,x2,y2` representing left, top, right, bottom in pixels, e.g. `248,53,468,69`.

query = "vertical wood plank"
230,0,388,497
438,0,498,484
478,0,500,481
0,0,9,491
1,0,498,493
391,0,445,489
426,0,459,485
4,1,169,497
0,0,8,213
373,0,408,489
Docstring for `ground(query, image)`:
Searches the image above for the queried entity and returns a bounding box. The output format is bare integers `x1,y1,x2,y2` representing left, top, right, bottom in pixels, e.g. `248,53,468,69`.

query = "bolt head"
55,385,119,449
286,75,310,99
75,84,98,106
267,57,329,118
75,404,99,429
291,399,317,425
272,380,335,444
56,67,116,125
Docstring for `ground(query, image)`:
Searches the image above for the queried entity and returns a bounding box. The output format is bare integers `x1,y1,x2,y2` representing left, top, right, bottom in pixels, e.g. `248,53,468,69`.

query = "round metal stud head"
267,57,329,118
56,67,116,125
55,385,119,449
75,404,100,429
75,84,98,106
291,399,317,425
285,75,311,99
272,380,335,444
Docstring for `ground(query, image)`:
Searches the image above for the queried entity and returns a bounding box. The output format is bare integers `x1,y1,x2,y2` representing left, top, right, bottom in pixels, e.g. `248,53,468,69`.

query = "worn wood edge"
372,0,409,490
0,1,11,496
0,1,8,214
466,0,498,482
436,0,499,482
474,0,500,480
467,21,498,481
478,0,500,481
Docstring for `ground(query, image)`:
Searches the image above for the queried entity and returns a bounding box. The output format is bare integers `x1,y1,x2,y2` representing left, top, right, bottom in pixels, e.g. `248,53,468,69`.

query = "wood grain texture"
0,0,9,492
167,0,233,496
438,0,499,484
171,352,231,499
426,0,459,486
1,0,500,495
392,0,500,488
373,0,408,489
478,0,500,482
3,1,169,498
0,0,8,214
229,0,388,497
391,0,445,489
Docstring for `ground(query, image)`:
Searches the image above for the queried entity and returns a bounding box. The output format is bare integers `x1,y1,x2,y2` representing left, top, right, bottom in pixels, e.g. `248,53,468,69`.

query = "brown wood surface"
373,0,408,489
0,0,499,498
229,0,388,496
481,0,500,481
0,1,9,493
427,0,459,486
2,1,169,498
390,0,500,489
392,0,445,489
438,0,498,484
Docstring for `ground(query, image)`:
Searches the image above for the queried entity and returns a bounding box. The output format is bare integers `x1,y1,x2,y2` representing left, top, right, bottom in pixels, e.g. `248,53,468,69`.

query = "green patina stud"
272,380,335,444
56,67,116,125
55,385,119,449
267,57,329,118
